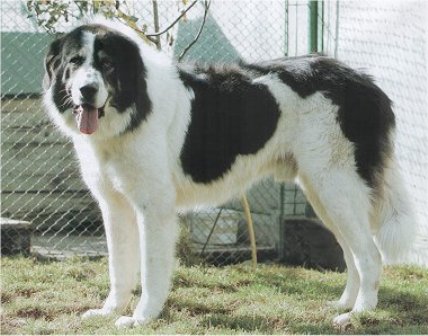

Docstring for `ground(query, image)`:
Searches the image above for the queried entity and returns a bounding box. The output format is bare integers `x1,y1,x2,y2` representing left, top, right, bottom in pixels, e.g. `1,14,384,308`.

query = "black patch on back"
243,56,395,187
179,65,281,183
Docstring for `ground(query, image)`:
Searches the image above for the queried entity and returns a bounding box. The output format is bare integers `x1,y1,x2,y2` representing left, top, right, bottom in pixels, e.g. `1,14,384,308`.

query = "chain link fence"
1,0,309,264
2,0,427,266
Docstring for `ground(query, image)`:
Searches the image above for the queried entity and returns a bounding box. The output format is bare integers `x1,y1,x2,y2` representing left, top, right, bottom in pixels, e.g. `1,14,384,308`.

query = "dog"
43,17,415,328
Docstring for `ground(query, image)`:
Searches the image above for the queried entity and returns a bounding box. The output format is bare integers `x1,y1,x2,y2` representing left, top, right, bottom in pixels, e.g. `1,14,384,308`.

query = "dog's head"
43,21,151,138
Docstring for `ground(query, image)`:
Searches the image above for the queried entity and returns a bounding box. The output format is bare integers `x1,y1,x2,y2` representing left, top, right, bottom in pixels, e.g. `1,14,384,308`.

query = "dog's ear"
43,35,64,90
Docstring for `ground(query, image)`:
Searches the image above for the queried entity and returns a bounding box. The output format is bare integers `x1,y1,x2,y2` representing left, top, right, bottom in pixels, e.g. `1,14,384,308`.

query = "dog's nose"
79,84,98,101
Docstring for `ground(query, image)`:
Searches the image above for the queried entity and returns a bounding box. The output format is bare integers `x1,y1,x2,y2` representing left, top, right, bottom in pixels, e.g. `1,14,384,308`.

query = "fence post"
309,0,319,53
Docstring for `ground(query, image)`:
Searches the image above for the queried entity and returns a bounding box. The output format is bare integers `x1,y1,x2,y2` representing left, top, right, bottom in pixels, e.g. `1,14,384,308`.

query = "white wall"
325,0,428,266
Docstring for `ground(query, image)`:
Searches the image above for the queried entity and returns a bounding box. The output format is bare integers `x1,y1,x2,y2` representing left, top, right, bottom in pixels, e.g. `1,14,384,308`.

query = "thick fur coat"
43,17,415,328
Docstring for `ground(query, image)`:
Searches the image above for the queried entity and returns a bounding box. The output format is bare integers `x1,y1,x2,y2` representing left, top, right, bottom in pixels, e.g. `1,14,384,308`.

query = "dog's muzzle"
72,83,107,135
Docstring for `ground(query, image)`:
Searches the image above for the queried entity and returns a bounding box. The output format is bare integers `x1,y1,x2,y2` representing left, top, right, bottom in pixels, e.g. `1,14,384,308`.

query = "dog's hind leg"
298,169,382,327
329,242,360,310
325,237,361,311
298,175,359,310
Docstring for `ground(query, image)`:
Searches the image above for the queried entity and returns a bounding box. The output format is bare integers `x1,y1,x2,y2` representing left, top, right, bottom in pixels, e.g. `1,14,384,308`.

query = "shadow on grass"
167,297,230,317
201,313,282,333
173,268,428,334
251,270,344,299
376,287,428,326
175,266,345,298
195,286,428,335
4,257,426,334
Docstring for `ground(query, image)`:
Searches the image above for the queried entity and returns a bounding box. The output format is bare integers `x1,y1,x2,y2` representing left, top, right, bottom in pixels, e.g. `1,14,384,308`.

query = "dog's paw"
82,308,114,319
115,316,136,328
115,316,149,328
332,312,352,330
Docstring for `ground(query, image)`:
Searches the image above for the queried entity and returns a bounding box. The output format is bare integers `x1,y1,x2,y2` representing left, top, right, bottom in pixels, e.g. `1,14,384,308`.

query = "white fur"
70,32,109,108
44,18,415,329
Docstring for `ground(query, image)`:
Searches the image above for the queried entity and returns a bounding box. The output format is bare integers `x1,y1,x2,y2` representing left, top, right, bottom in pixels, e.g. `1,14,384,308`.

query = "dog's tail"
373,157,417,264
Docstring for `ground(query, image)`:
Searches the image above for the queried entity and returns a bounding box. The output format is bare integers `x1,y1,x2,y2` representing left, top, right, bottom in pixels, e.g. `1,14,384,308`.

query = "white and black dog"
43,17,415,328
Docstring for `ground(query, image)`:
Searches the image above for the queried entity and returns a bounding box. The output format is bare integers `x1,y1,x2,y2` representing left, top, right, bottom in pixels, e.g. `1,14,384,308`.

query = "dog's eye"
69,55,84,65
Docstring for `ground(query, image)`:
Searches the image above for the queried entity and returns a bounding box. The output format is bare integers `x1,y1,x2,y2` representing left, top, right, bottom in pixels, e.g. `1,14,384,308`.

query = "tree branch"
178,0,211,62
146,0,198,37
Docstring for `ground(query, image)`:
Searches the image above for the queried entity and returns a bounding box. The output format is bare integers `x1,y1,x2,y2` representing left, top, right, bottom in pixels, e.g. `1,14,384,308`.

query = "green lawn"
1,256,427,334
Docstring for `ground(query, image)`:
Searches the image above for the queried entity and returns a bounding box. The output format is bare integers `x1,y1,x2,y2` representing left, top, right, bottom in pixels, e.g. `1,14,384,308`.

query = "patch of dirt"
16,307,49,320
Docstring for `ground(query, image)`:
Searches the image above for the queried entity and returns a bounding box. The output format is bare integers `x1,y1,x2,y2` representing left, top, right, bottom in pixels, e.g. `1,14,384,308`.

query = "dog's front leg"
82,188,140,320
115,197,178,328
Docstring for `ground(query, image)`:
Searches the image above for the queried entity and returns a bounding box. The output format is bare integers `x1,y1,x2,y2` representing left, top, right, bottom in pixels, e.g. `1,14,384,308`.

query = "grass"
1,256,427,334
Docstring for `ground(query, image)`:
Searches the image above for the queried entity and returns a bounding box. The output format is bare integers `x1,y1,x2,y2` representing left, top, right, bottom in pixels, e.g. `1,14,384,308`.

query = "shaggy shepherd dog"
43,17,415,328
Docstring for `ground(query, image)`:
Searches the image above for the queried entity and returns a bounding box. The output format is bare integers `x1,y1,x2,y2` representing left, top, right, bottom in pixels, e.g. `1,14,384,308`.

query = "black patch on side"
179,65,281,183
244,56,395,187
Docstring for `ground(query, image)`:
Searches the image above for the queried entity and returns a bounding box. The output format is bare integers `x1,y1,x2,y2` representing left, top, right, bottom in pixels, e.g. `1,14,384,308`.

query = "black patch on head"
44,34,73,112
243,56,395,187
45,27,90,112
90,25,152,131
179,64,281,183
44,24,152,131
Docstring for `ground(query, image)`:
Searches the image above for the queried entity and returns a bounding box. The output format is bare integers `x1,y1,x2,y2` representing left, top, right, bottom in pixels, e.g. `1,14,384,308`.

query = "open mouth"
73,103,106,135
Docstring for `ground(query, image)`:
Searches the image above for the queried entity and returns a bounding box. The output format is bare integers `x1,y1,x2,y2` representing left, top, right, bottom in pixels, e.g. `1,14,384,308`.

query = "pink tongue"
76,105,99,135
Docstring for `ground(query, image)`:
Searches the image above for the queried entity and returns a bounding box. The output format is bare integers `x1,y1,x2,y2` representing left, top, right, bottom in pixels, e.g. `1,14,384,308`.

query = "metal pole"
309,0,318,53
320,0,324,52
285,0,289,56
334,0,340,58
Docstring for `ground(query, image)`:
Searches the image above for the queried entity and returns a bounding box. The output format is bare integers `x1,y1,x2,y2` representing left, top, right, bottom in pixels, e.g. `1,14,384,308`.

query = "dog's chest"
98,148,136,192
76,140,136,195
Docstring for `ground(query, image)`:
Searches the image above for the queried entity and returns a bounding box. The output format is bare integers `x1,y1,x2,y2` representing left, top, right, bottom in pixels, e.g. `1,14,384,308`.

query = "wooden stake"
241,195,257,267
